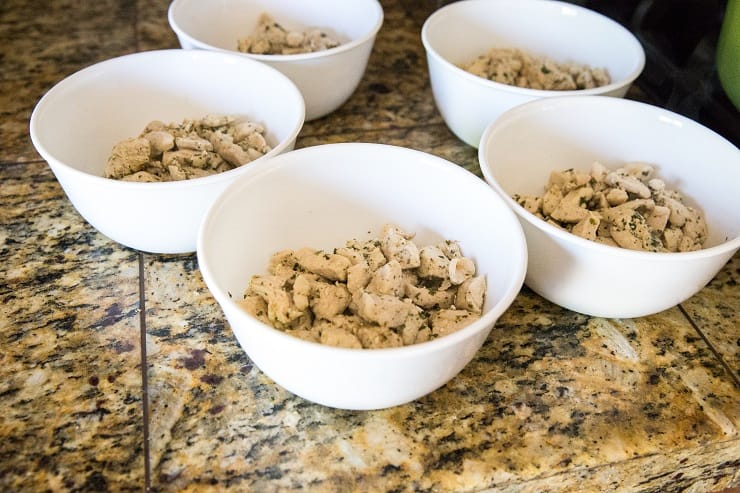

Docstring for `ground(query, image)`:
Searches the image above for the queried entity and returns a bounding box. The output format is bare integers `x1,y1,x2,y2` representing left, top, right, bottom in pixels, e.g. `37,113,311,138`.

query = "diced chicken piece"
648,178,665,191
357,325,403,349
340,240,387,271
294,247,351,282
199,114,235,128
399,304,429,346
590,161,608,182
248,275,304,325
233,121,265,141
678,235,702,252
366,259,404,297
645,205,671,233
162,149,196,168
143,130,175,155
418,246,450,279
238,294,270,324
623,162,655,180
246,132,269,153
430,309,480,337
166,165,185,181
208,131,251,166
334,246,364,265
550,186,593,223
346,260,372,293
105,137,151,178
515,195,542,215
542,184,563,217
319,324,362,349
605,188,629,206
455,276,486,314
380,225,420,269
415,327,432,344
437,240,463,259
267,249,299,280
285,327,319,344
175,135,213,152
548,168,590,191
180,166,214,179
608,210,655,251
657,194,692,228
356,291,409,328
602,198,655,221
448,257,476,285
292,273,315,311
594,236,620,248
571,211,601,241
316,314,364,336
286,311,314,332
679,207,707,251
144,120,167,132
590,191,610,210
662,227,683,252
311,282,351,320
121,171,160,182
605,170,651,198
464,56,490,78
246,274,283,300
404,281,456,310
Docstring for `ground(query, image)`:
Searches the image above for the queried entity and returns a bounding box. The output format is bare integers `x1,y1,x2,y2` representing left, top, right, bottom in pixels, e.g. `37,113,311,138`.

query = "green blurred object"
717,0,740,110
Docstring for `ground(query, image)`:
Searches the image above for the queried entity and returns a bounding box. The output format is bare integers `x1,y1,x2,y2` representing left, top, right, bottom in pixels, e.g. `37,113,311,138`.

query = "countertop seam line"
678,303,740,387
138,252,152,491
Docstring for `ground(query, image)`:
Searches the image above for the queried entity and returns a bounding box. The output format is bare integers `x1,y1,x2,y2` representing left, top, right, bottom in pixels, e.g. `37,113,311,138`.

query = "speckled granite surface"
1,1,738,492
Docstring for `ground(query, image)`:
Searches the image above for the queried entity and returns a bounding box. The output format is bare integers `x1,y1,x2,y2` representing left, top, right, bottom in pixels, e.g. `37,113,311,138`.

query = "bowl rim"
197,142,529,358
168,0,385,62
478,95,740,260
29,48,305,190
421,0,646,97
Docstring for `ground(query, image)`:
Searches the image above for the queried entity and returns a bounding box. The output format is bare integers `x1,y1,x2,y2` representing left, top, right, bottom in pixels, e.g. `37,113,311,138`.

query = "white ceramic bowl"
421,0,645,148
29,49,305,254
479,95,740,318
168,0,384,121
197,143,527,410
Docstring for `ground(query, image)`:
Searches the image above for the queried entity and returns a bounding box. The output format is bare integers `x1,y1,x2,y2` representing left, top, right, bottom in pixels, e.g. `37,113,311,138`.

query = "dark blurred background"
573,0,737,147
401,0,739,147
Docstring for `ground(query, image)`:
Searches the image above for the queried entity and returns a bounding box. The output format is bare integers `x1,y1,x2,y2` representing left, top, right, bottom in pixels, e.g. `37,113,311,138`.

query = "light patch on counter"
587,318,639,362
337,439,366,468
148,363,194,469
340,416,423,474
145,333,160,356
676,367,737,437
281,410,300,428
24,368,48,387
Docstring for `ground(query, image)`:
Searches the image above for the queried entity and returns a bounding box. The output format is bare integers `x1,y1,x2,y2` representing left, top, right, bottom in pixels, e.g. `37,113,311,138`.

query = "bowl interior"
199,143,527,334
30,49,305,177
479,96,740,248
423,0,644,87
169,0,383,54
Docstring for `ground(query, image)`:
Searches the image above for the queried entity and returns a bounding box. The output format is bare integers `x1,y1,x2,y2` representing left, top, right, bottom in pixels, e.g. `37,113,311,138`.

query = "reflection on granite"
0,0,737,491
681,254,740,375
0,163,144,490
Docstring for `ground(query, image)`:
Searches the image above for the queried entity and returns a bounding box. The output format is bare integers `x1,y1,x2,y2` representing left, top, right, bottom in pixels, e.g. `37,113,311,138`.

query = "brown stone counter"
1,0,737,491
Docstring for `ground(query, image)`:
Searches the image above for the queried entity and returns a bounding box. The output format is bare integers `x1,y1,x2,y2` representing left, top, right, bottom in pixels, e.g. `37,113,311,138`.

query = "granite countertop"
1,0,738,491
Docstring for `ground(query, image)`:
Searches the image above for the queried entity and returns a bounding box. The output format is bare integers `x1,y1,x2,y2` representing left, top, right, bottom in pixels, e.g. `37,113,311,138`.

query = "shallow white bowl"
197,143,527,410
168,0,383,121
30,49,305,254
421,0,645,147
479,95,740,318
